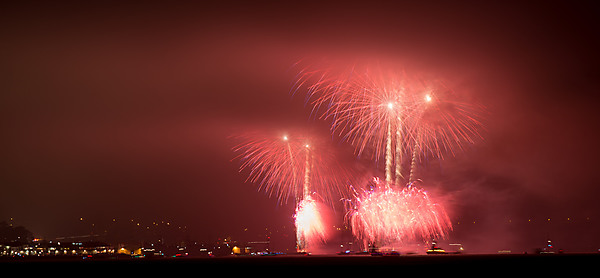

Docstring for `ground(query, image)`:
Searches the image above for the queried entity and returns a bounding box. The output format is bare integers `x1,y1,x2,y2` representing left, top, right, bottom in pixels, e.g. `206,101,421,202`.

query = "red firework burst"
294,64,484,184
232,130,351,204
345,178,452,250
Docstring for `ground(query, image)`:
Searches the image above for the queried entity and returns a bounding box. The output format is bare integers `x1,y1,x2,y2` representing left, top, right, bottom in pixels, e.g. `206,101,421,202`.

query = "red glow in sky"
0,2,599,252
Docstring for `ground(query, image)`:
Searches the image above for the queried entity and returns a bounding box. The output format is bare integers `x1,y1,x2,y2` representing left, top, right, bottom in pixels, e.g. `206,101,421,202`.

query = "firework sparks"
232,131,350,204
295,64,484,185
346,178,452,250
233,63,483,253
232,130,352,252
294,195,329,252
232,132,305,203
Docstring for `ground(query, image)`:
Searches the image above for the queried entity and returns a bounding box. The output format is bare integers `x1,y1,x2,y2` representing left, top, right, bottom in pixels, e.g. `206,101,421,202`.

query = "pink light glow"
294,195,330,252
346,178,452,250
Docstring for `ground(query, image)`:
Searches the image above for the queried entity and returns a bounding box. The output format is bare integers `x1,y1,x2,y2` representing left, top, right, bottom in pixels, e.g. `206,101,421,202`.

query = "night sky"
1,2,599,252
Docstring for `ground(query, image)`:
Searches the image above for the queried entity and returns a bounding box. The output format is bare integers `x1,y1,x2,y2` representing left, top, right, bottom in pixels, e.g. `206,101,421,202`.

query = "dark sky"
1,1,599,252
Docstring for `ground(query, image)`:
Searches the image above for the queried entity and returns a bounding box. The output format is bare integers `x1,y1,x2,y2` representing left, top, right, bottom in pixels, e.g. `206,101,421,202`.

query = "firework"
294,195,329,252
406,86,485,159
346,178,452,250
232,131,351,204
232,63,483,253
232,132,304,203
295,64,484,185
291,63,482,252
232,130,352,252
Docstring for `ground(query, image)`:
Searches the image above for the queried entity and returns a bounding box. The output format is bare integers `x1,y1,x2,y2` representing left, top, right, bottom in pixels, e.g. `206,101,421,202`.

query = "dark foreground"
2,253,599,273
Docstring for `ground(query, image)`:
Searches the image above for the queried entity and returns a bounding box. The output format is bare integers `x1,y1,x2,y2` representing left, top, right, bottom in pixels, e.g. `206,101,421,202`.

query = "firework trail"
345,178,452,250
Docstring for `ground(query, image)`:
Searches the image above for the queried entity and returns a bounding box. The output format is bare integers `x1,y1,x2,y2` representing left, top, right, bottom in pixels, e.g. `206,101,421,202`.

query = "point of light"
283,136,288,141
425,94,432,102
387,102,394,109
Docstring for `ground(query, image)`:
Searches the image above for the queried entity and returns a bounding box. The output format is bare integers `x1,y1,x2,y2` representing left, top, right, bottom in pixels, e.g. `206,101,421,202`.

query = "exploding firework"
232,131,350,204
294,64,484,185
294,195,330,252
291,63,481,252
345,178,452,250
232,132,305,203
407,86,485,160
232,130,351,252
233,62,482,253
